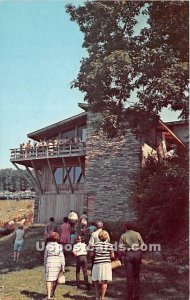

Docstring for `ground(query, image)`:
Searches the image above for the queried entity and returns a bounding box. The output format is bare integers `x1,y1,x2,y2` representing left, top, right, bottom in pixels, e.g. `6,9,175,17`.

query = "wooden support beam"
78,156,85,178
75,125,78,138
31,161,43,195
47,159,59,194
25,166,41,193
63,167,72,183
12,162,36,190
62,158,74,194
77,172,83,183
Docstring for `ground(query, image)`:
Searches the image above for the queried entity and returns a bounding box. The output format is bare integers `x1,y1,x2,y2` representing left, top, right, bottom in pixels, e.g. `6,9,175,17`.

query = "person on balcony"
53,138,59,151
26,140,32,156
74,136,79,144
48,140,54,155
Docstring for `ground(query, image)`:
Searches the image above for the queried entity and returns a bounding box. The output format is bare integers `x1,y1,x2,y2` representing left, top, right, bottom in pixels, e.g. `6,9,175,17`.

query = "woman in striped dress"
91,230,115,300
44,232,65,300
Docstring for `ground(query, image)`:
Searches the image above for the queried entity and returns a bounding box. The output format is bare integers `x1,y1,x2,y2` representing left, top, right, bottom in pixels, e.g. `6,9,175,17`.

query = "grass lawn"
0,199,34,223
0,225,188,300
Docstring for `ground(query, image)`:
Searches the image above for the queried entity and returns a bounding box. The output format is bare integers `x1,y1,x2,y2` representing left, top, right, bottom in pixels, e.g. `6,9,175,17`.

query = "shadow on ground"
62,292,94,299
21,290,46,300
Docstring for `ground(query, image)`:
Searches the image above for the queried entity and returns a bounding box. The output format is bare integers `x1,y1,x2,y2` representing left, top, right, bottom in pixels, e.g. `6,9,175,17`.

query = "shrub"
133,150,189,243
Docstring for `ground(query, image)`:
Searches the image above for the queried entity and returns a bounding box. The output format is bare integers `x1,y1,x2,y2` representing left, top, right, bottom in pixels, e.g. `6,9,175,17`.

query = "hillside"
0,225,189,300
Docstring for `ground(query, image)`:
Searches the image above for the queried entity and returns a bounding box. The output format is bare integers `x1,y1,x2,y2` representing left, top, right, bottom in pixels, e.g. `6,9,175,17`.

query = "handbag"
111,260,122,269
57,274,65,284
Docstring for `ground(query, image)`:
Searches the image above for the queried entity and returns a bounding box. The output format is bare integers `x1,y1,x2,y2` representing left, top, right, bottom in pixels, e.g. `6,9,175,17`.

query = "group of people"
18,136,83,154
43,213,144,300
44,211,97,246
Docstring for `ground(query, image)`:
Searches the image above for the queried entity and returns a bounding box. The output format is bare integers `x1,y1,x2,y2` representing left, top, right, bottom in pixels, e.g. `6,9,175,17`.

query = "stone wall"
84,112,141,222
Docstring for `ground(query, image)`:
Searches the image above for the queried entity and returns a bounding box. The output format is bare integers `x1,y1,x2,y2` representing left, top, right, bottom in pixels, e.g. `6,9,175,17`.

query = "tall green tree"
0,168,33,192
66,1,188,136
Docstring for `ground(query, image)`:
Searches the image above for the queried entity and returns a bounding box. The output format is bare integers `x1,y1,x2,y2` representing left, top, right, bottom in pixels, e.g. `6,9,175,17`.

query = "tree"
0,168,33,192
133,152,189,243
66,1,188,136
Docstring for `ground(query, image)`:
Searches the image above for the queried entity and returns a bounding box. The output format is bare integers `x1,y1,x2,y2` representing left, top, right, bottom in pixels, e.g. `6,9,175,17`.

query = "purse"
57,274,65,284
111,260,122,269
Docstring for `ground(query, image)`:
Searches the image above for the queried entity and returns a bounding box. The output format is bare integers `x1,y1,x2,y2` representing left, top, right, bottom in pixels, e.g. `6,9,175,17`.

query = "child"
72,236,91,290
70,224,77,245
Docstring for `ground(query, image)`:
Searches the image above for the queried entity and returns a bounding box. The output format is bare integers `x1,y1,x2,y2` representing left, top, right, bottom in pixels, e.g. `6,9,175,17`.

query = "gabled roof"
28,112,87,141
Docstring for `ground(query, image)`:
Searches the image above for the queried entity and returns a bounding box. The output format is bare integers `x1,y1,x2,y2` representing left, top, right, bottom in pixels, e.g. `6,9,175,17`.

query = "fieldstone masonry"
85,112,141,222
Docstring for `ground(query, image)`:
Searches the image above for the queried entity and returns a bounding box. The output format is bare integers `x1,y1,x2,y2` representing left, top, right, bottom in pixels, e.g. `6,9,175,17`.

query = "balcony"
10,142,86,162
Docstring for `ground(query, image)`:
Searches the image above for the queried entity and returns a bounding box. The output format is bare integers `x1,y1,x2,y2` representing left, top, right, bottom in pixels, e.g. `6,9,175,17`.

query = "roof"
165,120,189,127
78,103,89,111
28,112,87,141
158,120,186,147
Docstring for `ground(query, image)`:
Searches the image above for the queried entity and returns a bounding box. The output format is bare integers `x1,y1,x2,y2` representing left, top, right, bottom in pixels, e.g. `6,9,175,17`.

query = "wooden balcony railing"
10,142,86,161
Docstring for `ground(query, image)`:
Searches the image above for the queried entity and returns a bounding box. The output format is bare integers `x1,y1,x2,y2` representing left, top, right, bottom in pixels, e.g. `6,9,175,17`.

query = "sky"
0,0,180,169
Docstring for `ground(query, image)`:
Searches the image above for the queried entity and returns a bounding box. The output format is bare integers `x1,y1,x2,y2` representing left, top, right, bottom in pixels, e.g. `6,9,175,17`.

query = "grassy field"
0,225,188,300
0,199,34,223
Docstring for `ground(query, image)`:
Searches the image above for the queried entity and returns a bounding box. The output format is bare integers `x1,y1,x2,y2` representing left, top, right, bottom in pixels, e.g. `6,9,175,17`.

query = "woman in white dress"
44,232,65,300
91,230,115,300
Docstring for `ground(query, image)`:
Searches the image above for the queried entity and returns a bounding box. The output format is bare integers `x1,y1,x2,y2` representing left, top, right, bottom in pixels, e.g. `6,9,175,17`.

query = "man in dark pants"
119,222,144,300
73,236,91,290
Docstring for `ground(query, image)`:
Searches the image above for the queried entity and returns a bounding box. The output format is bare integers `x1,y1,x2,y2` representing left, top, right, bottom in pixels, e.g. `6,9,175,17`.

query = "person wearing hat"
68,210,78,226
44,232,65,300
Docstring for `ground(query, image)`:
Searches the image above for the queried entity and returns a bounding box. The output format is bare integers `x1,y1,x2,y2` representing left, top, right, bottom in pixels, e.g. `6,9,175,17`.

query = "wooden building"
10,104,188,223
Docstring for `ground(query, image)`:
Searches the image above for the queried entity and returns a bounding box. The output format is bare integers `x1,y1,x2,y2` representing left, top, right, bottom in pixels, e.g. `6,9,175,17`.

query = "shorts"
14,240,24,252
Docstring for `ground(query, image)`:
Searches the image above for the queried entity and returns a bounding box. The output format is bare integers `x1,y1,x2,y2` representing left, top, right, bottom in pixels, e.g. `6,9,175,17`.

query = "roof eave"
27,112,87,140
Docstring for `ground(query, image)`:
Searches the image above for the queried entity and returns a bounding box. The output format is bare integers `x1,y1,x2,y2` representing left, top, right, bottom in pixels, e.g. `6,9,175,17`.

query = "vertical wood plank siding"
38,193,85,223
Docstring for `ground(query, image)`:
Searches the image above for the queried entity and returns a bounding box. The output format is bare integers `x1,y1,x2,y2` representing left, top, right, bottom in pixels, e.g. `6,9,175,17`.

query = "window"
78,125,86,140
54,166,84,184
82,128,87,142
61,129,76,139
54,168,63,184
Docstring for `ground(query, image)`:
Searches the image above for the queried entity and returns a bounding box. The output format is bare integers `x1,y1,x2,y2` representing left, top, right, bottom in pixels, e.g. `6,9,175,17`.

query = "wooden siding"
38,192,85,223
